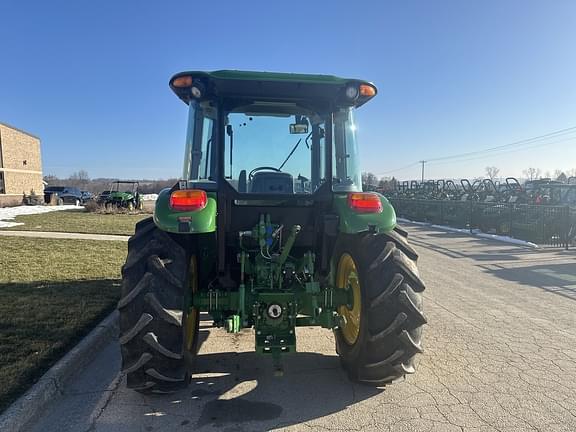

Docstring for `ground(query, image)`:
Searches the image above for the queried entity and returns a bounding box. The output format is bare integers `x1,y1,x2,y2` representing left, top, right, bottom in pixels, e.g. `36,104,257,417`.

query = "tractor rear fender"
153,188,217,234
332,193,396,234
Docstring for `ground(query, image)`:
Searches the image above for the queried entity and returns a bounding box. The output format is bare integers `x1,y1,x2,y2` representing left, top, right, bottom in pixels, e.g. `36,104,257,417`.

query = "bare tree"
522,167,541,181
69,170,90,188
69,170,90,182
553,169,564,180
378,176,397,191
43,174,59,184
485,166,500,181
361,172,378,189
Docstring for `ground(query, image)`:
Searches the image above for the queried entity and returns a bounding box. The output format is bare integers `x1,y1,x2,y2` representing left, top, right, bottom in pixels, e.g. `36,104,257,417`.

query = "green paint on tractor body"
154,188,217,233
332,193,397,234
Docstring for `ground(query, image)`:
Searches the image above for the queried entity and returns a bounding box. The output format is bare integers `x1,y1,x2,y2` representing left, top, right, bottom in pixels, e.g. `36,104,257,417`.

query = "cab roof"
169,70,377,108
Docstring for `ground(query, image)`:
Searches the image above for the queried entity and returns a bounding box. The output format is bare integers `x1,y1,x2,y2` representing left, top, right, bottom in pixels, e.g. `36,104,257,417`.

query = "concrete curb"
0,311,119,432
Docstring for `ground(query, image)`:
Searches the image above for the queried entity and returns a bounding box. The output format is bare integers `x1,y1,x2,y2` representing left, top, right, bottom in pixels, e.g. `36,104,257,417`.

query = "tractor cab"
170,70,376,199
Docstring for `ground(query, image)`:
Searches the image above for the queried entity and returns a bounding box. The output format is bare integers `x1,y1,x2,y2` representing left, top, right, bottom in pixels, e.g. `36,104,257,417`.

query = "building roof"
0,122,40,140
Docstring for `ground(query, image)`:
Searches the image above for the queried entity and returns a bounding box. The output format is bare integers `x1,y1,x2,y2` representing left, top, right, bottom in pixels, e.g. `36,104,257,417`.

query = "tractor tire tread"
385,229,419,261
143,332,183,360
147,255,184,289
118,221,193,394
119,313,153,345
117,274,151,309
368,312,407,343
145,368,186,383
393,224,409,238
123,353,153,374
335,230,426,386
144,292,183,326
370,273,403,308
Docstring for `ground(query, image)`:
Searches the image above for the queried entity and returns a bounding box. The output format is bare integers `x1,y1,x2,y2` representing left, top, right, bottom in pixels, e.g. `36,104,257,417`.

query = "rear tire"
334,226,426,386
118,217,198,393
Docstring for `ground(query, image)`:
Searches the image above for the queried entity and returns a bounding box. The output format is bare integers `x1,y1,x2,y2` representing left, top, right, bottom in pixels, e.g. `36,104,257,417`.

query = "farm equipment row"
385,177,576,248
387,177,576,206
389,198,574,247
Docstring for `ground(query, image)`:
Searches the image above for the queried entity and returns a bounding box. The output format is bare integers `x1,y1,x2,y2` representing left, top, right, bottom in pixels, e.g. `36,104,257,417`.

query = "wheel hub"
336,253,361,345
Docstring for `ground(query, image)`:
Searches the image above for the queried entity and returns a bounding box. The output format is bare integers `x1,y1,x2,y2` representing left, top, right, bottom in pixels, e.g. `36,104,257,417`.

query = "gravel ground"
27,224,576,432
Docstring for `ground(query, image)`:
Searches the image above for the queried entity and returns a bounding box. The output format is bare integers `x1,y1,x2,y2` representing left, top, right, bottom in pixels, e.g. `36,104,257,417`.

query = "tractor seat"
250,172,294,194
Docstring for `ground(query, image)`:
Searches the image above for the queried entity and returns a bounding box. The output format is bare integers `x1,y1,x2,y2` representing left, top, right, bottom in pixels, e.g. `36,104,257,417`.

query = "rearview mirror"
289,123,308,134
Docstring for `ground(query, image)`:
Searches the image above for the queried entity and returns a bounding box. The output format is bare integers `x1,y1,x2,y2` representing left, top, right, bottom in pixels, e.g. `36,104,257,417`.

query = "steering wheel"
248,166,282,181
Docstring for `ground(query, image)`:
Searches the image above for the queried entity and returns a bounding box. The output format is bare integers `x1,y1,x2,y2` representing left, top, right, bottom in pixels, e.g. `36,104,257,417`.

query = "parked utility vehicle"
104,181,143,210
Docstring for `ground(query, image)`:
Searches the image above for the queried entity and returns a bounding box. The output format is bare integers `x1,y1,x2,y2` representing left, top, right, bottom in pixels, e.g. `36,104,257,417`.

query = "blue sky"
1,0,576,181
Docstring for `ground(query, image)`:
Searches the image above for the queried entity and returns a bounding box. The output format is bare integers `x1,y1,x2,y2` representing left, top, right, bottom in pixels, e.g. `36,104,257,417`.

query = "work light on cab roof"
117,69,426,395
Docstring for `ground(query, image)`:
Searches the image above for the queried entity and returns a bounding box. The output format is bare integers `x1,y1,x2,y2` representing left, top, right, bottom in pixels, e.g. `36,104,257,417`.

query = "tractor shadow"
408,228,550,262
141,350,383,430
482,262,576,301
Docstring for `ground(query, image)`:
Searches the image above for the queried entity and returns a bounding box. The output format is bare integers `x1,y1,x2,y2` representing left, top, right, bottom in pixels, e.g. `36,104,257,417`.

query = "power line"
426,126,576,163
378,161,421,175
427,135,576,167
378,125,576,176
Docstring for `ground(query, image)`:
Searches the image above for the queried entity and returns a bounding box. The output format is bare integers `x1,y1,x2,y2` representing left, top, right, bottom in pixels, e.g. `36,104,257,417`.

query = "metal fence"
389,198,575,249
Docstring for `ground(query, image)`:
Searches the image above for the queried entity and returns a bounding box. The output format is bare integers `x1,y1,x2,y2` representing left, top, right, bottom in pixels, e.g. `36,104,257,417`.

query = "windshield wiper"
278,131,313,171
278,138,302,171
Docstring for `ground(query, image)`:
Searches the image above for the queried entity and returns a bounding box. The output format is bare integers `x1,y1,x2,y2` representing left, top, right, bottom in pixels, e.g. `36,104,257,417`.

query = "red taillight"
347,192,383,213
169,190,207,212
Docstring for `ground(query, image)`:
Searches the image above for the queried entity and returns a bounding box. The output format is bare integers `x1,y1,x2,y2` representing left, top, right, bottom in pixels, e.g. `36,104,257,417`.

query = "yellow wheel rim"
336,253,361,345
184,256,198,352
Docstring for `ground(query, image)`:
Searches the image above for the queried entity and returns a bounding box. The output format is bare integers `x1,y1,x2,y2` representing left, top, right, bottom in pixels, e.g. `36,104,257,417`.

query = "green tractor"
105,180,143,211
118,70,426,393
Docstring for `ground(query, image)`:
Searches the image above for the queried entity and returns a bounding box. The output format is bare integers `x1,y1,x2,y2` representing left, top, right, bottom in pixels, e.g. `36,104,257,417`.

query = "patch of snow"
141,194,158,201
0,205,82,228
430,224,472,234
398,218,539,249
475,233,539,249
397,218,429,226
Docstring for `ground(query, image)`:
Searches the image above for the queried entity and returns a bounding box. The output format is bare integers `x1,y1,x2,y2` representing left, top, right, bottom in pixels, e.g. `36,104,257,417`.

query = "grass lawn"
0,236,127,413
2,209,149,236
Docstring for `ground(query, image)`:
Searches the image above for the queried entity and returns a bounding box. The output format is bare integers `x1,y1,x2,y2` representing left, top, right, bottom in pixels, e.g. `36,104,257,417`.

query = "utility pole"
419,160,426,183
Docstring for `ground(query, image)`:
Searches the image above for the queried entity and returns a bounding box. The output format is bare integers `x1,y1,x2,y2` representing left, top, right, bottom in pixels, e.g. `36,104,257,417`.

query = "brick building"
0,122,43,206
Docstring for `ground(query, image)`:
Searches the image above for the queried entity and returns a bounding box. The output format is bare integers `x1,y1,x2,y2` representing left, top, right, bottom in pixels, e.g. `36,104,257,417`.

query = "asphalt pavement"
27,224,576,432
